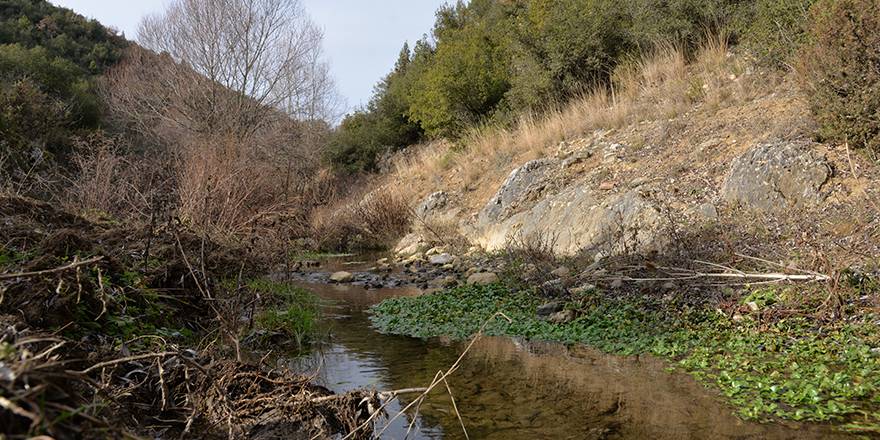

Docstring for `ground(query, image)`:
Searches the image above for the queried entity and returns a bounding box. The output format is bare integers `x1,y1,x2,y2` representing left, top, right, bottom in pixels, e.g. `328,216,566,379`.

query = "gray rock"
415,191,449,218
548,309,577,324
550,266,571,277
479,159,556,223
537,302,565,317
610,279,624,289
721,140,832,212
329,271,354,283
476,186,665,257
602,143,626,164
429,253,455,265
695,203,719,221
467,272,499,285
562,150,592,168
394,232,428,257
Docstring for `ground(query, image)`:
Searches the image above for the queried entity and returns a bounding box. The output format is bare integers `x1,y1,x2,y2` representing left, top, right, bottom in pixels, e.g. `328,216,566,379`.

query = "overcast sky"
50,0,447,111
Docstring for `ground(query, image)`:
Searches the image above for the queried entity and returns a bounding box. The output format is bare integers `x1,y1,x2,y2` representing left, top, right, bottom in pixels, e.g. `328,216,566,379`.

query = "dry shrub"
799,0,880,156
416,215,471,251
65,133,175,220
311,187,412,251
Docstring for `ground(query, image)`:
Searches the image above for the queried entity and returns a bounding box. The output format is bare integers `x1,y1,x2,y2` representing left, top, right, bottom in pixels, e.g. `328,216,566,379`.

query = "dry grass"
383,35,765,209
310,186,412,251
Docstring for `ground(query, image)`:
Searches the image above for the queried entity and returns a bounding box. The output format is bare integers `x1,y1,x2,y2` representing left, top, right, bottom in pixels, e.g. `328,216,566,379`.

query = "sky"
50,0,448,111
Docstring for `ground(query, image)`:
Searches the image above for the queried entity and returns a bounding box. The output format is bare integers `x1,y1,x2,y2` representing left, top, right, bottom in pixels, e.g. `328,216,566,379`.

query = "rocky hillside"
393,74,879,274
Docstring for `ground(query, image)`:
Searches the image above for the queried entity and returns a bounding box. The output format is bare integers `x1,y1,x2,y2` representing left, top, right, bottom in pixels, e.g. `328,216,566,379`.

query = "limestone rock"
467,272,499,285
415,191,449,218
429,253,455,265
479,159,556,223
476,186,666,257
329,271,354,283
394,232,427,257
721,140,832,212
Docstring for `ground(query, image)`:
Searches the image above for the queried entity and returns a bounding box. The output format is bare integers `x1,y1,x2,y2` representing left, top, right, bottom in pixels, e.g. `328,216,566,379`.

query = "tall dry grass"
385,35,763,204
309,187,412,251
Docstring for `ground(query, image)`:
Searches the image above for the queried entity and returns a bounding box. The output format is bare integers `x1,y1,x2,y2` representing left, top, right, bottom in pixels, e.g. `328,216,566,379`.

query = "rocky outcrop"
415,191,449,218
479,158,556,223
721,141,832,212
476,185,665,257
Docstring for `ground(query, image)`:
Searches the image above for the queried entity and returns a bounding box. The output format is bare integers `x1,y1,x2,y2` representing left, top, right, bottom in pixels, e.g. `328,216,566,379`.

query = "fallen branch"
371,312,512,439
0,256,104,280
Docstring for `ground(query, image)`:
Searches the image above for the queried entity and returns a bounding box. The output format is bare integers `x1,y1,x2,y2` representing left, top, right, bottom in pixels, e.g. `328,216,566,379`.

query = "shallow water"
280,273,851,439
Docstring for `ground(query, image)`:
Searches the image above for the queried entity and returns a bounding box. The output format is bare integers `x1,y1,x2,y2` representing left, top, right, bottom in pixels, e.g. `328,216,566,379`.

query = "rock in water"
329,271,354,283
467,272,499,285
721,140,831,212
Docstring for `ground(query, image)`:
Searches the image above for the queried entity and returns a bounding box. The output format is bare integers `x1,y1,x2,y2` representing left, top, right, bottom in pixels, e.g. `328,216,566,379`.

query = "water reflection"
284,281,850,440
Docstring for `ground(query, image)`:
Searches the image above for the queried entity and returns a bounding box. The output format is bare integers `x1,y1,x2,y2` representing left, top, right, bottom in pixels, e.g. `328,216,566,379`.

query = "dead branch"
0,256,104,280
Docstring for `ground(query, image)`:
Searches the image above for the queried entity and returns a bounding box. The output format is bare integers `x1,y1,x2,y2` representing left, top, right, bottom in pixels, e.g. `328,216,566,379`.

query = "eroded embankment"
0,196,377,439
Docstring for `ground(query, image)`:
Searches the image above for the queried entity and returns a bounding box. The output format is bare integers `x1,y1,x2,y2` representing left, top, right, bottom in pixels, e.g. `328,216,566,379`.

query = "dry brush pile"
0,196,380,439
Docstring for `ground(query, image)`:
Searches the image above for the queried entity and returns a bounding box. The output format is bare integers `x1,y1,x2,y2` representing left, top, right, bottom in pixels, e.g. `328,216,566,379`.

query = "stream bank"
283,255,860,439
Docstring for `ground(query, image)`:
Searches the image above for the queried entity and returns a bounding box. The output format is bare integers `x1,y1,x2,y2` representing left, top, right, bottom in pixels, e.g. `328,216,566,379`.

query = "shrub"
800,0,880,155
310,189,412,251
739,0,816,66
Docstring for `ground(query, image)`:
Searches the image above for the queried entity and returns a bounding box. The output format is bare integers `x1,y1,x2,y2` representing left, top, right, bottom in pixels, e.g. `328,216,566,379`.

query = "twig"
75,351,178,374
374,312,512,439
0,256,104,280
443,377,469,439
845,140,859,179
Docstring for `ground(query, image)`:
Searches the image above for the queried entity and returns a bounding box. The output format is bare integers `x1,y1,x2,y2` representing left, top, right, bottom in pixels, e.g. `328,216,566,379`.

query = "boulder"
467,272,499,285
429,253,455,265
394,232,427,257
721,140,832,212
548,309,577,324
537,302,565,317
479,159,556,223
476,186,666,257
329,271,354,283
550,266,571,277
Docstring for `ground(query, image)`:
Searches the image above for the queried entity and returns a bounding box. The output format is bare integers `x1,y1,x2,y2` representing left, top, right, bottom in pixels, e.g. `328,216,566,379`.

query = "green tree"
407,0,510,137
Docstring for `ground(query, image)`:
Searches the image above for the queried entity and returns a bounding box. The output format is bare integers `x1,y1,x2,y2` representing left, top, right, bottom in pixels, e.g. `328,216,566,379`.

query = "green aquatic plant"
370,283,880,430
248,280,320,349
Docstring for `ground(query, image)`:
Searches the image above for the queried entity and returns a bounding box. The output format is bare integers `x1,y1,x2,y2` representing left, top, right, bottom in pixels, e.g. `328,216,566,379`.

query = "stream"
278,259,850,439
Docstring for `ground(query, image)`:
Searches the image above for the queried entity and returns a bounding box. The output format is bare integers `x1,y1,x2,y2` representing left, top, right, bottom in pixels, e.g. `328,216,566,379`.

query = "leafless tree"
104,0,340,142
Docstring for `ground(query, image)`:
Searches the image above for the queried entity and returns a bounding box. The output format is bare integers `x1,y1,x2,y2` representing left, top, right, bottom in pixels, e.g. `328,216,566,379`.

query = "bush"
800,0,880,154
740,0,816,66
310,189,412,251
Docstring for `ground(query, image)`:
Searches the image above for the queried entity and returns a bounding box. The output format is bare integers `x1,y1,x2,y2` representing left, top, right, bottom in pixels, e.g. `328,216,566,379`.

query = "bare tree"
105,0,339,141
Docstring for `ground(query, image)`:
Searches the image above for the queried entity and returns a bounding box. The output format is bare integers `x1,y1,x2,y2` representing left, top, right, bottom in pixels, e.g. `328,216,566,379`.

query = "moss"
370,283,880,431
